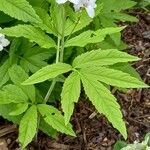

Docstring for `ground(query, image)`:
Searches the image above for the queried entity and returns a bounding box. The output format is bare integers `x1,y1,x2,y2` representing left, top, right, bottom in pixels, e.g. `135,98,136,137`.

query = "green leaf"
65,27,124,47
9,65,36,102
98,36,127,50
20,46,54,73
145,132,150,146
64,3,103,36
39,119,57,138
65,30,96,47
64,10,92,36
22,63,72,85
9,103,28,116
0,59,11,87
0,11,13,23
0,0,41,23
112,12,138,22
94,26,125,36
99,15,121,45
27,0,49,10
9,38,22,64
98,0,137,46
0,84,28,104
73,49,140,68
113,141,127,150
0,25,56,48
38,104,75,136
9,65,30,83
0,104,22,124
137,0,150,8
50,2,64,36
110,63,142,81
101,0,136,12
34,7,57,35
19,105,37,149
80,66,149,88
61,71,81,124
80,74,127,139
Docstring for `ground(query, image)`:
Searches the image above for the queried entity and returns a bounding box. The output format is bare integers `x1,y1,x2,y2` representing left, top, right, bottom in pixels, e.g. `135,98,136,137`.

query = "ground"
0,10,150,150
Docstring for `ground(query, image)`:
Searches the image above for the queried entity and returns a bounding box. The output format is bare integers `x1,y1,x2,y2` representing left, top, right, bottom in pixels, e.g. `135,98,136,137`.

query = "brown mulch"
0,10,150,150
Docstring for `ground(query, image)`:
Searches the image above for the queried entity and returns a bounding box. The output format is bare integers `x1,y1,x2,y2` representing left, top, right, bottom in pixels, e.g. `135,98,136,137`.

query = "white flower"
74,0,97,18
0,28,10,51
56,0,79,4
56,0,97,18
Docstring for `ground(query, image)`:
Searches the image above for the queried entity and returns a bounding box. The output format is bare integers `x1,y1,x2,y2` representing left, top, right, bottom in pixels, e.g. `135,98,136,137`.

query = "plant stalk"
44,6,66,103
44,37,61,103
60,7,66,63
44,79,57,103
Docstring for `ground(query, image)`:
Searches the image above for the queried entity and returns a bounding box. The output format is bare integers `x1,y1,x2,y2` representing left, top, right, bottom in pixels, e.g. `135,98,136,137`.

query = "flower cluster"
56,0,97,18
0,28,10,51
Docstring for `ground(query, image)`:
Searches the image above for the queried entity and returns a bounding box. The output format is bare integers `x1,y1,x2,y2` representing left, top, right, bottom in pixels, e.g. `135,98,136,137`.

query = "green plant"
0,0,149,149
133,0,150,10
95,0,138,50
114,133,150,150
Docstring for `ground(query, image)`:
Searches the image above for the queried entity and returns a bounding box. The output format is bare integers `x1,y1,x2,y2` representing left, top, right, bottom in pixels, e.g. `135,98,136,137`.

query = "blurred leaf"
113,141,127,150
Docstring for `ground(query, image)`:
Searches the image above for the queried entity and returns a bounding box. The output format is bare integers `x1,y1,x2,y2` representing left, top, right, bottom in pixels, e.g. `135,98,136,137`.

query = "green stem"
44,79,56,103
60,7,66,63
44,37,61,103
60,14,81,61
35,113,41,142
56,37,61,63
60,34,65,62
64,16,81,45
44,6,66,103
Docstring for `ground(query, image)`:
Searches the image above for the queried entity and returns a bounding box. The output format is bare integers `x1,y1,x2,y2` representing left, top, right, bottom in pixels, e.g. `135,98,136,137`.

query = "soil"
0,10,150,150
